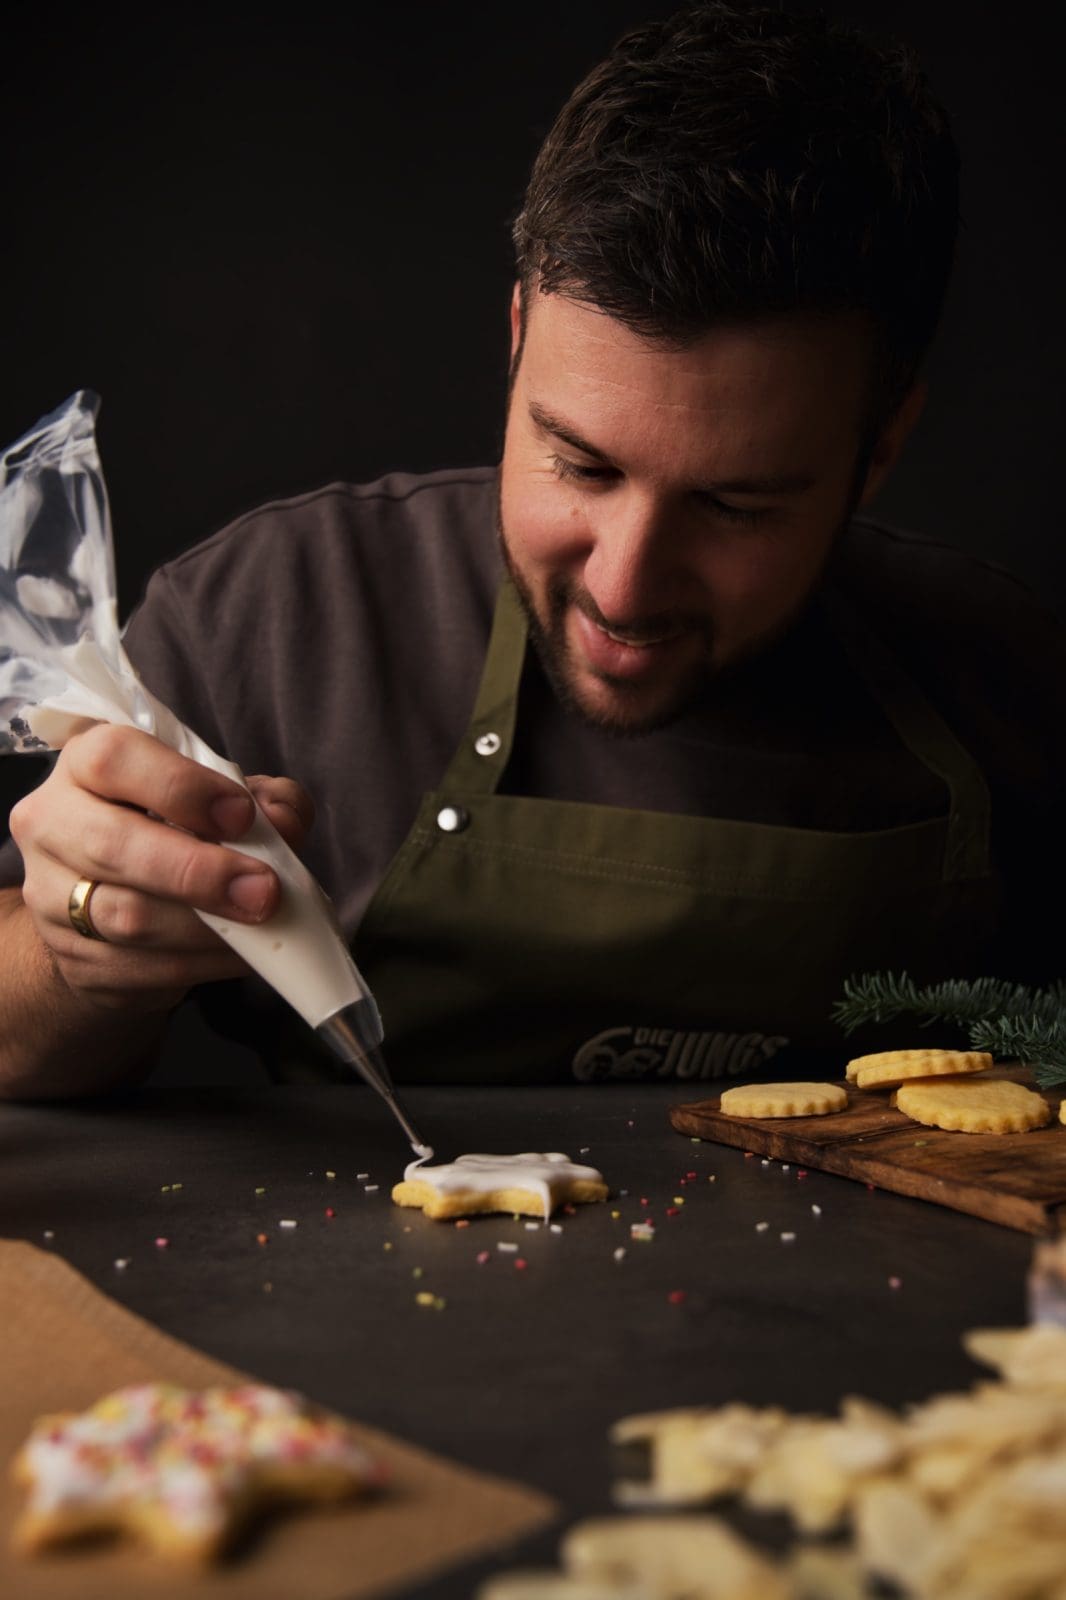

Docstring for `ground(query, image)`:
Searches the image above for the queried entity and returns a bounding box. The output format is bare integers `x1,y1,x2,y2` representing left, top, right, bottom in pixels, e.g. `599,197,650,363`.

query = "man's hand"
9,723,314,1015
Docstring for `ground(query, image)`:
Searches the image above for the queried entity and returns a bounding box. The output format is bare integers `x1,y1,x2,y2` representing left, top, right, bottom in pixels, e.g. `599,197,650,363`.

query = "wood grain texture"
671,1067,1066,1235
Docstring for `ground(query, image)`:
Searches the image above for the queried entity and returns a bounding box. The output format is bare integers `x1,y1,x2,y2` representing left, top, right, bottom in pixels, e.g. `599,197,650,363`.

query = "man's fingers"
6,731,311,1016
11,734,316,950
61,725,256,840
28,790,279,924
26,853,228,952
52,921,253,997
246,775,315,843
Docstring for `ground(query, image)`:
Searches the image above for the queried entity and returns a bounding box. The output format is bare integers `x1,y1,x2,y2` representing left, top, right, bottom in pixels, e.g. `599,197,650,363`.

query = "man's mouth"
599,623,683,649
571,608,691,682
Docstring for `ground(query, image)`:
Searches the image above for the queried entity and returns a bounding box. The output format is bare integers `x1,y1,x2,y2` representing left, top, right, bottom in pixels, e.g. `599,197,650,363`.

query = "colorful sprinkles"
12,1380,384,1560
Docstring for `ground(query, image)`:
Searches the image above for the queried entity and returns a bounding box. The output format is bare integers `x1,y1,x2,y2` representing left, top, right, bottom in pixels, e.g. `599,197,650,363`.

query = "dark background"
2,0,1063,842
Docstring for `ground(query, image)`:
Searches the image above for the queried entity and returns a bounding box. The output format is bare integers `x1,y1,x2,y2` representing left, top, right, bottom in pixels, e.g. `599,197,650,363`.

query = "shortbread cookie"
718,1082,847,1118
895,1077,1052,1134
610,1404,792,1507
12,1381,383,1562
845,1047,969,1084
854,1050,992,1091
479,1516,791,1600
561,1515,792,1600
479,1576,638,1600
965,1323,1066,1392
391,1152,609,1221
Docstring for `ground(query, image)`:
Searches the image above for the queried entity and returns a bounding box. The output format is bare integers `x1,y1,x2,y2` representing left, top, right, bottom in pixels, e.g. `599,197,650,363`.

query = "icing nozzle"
316,1005,430,1157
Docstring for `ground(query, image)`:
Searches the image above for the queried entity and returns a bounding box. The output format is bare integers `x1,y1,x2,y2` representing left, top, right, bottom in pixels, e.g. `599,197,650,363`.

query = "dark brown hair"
513,1,960,434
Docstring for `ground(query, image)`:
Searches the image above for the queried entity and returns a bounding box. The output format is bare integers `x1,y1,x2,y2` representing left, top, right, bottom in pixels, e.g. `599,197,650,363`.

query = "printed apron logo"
572,1026,790,1083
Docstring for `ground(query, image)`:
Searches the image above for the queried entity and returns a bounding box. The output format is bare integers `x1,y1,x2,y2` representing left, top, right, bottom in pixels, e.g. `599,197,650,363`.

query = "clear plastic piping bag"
0,392,379,1038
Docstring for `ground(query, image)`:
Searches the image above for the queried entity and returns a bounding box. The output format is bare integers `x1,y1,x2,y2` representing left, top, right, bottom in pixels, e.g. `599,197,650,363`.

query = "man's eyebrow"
528,400,815,495
530,402,611,463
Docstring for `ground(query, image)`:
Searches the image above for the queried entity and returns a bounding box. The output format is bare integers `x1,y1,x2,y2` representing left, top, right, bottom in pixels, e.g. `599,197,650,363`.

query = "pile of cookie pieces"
719,1049,1058,1134
478,1315,1066,1600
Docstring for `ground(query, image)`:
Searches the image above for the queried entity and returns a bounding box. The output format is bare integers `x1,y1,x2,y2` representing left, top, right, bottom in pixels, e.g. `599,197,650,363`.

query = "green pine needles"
831,973,1066,1091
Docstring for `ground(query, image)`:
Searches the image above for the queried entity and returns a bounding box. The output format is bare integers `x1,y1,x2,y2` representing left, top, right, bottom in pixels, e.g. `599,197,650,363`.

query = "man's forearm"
0,889,167,1099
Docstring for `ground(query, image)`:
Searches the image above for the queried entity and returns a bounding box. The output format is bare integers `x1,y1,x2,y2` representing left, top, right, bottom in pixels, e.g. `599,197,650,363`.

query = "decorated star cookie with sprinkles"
11,1380,384,1562
392,1152,609,1221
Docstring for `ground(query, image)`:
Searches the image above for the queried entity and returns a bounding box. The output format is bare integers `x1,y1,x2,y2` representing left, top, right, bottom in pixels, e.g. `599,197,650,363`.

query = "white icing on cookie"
18,1382,380,1547
402,1151,606,1220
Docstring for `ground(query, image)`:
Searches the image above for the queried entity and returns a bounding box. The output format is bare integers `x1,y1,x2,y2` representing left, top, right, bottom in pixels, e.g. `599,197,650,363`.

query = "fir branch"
967,1019,1066,1091
831,971,1066,1091
830,973,1043,1034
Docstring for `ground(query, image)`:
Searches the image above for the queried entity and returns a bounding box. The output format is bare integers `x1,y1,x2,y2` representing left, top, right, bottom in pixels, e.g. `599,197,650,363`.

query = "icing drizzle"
402,1151,606,1220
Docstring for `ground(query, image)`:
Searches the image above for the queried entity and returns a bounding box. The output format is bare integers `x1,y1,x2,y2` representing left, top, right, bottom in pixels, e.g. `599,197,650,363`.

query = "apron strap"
438,576,527,796
818,587,991,883
440,575,991,883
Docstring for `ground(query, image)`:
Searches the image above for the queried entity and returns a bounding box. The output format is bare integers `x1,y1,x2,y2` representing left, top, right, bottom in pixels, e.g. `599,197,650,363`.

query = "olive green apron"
333,576,999,1084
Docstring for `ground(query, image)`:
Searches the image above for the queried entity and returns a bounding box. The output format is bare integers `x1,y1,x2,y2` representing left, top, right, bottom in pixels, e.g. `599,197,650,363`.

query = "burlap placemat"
0,1240,556,1599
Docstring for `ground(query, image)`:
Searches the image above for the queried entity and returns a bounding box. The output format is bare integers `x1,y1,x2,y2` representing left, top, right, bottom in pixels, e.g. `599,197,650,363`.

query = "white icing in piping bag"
2,391,430,1155
25,646,430,1155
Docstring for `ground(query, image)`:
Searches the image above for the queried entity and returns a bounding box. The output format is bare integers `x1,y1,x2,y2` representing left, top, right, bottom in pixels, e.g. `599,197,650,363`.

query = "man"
2,1,1063,1095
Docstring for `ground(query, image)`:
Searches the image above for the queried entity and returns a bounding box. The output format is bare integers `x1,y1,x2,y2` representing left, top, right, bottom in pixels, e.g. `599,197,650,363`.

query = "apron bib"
340,578,1000,1084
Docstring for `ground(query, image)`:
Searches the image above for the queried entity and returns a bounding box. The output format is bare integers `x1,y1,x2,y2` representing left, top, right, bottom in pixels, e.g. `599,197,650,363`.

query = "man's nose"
581,493,679,624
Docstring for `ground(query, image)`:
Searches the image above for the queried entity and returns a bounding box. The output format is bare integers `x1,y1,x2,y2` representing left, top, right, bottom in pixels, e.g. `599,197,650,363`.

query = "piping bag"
0,391,431,1159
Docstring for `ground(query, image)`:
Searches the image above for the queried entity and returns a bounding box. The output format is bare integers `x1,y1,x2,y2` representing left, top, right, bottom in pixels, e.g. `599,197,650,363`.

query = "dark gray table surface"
0,1084,1034,1596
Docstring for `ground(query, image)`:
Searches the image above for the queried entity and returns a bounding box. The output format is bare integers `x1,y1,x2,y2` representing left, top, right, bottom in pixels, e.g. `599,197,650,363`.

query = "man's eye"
550,454,771,525
703,498,770,526
550,454,614,484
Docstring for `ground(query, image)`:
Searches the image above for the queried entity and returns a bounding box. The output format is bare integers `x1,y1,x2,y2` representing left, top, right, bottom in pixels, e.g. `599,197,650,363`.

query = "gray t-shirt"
3,467,1063,1056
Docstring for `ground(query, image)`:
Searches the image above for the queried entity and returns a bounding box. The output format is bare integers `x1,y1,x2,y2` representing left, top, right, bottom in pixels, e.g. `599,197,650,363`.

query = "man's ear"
509,281,523,362
858,378,928,507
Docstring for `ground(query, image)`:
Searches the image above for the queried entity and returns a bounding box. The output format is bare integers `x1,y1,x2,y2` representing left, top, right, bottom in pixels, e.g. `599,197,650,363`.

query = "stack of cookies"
716,1049,1059,1135
845,1048,1054,1135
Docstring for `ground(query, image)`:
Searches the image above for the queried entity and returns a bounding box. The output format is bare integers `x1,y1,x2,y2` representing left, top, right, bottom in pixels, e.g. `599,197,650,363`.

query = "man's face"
498,290,913,734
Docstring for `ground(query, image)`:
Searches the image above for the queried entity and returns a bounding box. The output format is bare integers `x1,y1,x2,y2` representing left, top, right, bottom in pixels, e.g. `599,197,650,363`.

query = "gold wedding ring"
68,877,105,941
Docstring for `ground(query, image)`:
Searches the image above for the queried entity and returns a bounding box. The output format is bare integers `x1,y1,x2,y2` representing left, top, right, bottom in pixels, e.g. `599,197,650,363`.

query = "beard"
496,501,726,739
495,482,866,740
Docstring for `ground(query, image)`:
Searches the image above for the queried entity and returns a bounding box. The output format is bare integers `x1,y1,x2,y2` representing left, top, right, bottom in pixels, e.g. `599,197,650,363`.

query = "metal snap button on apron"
474,732,501,756
436,805,470,833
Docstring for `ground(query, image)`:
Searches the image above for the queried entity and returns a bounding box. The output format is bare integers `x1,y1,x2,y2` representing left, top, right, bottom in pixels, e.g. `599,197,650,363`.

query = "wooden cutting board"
670,1068,1066,1234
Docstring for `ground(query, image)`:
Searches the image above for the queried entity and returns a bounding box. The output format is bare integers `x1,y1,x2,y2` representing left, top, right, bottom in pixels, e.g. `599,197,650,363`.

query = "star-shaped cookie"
12,1380,384,1562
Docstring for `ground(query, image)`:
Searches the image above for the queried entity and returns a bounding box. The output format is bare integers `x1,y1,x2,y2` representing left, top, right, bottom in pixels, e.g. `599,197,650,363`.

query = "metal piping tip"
316,1010,430,1155
386,1101,433,1162
347,1045,431,1156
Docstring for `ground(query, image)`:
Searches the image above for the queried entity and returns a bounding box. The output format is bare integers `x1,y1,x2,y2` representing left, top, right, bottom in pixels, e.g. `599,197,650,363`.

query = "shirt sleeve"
121,565,232,761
